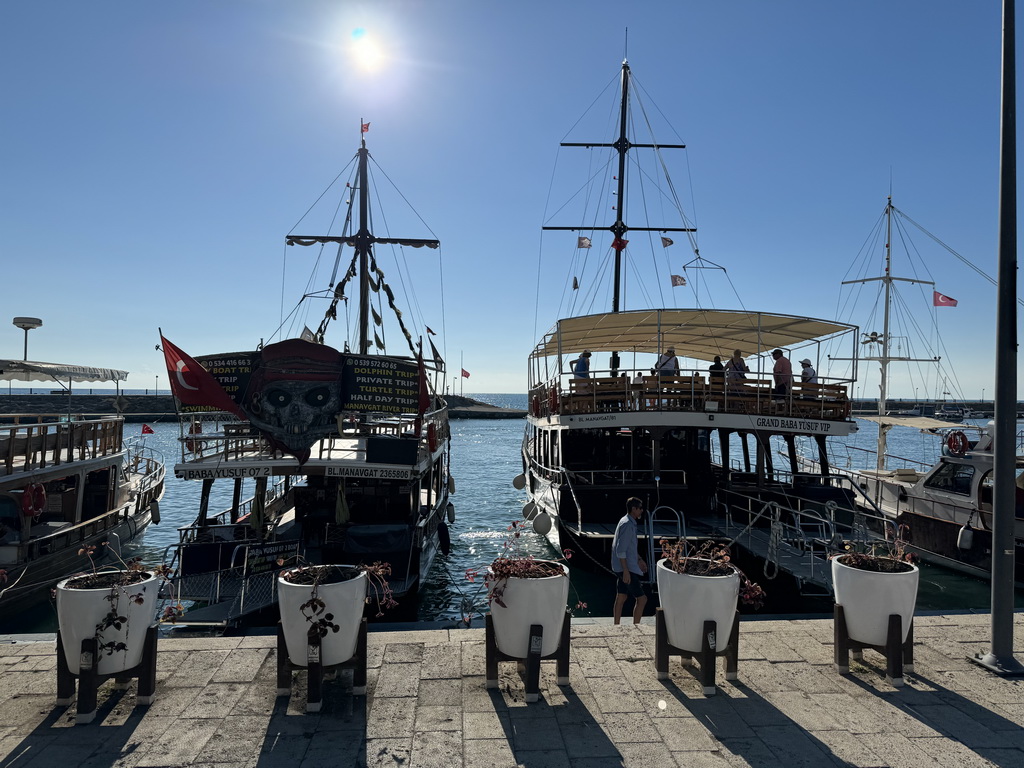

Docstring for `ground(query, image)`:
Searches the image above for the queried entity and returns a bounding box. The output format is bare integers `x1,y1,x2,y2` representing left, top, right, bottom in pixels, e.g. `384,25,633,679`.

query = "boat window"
923,462,975,496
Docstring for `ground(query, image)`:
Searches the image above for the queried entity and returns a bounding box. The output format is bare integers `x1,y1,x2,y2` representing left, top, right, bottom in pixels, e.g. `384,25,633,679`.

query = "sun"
350,28,386,72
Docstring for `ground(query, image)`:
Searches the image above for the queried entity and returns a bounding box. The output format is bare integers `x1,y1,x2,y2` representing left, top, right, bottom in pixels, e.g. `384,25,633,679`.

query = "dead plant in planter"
465,520,585,614
279,561,397,641
833,524,917,574
659,538,767,609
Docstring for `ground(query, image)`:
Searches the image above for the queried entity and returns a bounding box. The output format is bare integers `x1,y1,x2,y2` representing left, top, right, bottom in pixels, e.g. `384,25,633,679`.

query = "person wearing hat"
799,358,817,384
654,347,679,376
771,348,792,400
572,350,592,378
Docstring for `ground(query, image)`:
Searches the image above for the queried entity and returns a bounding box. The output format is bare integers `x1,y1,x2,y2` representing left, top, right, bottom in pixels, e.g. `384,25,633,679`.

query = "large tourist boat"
160,130,454,626
0,359,165,618
519,60,891,599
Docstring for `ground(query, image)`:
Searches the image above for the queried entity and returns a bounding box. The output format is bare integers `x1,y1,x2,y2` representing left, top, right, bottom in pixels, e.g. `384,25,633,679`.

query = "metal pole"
974,0,1023,676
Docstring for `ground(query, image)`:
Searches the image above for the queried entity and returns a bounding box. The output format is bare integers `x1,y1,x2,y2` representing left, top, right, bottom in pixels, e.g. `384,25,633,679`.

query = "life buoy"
21,483,46,518
428,423,438,452
946,430,969,456
186,421,202,453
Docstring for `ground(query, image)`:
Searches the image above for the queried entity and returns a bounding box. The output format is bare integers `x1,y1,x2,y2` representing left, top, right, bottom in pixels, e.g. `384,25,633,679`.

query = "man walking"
612,497,648,624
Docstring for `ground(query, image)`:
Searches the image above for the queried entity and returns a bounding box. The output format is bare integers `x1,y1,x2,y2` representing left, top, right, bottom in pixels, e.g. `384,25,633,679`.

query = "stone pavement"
0,613,1022,767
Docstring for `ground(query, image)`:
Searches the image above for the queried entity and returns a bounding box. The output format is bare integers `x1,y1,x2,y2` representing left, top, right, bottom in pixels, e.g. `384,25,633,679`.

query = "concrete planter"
656,559,739,653
278,566,367,667
55,571,159,676
487,562,569,657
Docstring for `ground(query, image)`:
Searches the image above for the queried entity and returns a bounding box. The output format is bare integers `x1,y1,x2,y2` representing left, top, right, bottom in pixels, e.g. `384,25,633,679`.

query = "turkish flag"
161,335,245,418
933,291,958,307
141,424,154,435
461,369,471,379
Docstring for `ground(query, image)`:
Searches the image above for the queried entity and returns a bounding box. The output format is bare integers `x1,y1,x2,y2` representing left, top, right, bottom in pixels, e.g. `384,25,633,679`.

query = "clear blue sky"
1,1,1017,400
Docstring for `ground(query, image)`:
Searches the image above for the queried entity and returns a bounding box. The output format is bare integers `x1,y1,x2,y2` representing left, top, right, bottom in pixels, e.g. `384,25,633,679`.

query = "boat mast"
543,60,693,375
842,196,935,471
286,132,440,353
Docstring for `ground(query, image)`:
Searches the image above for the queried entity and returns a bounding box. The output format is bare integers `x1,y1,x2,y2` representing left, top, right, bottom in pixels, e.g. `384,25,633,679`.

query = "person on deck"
654,348,680,376
708,356,725,379
572,351,592,378
772,348,793,399
724,349,748,389
611,497,648,625
799,358,817,384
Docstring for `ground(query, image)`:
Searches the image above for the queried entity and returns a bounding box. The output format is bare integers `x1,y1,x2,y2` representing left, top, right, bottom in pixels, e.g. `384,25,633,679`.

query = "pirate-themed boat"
160,130,453,626
519,60,892,601
0,359,165,618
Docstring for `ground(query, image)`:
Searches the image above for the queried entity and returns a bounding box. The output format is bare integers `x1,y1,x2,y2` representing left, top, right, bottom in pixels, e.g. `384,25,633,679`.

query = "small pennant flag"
612,238,629,252
361,122,371,133
573,276,579,290
577,236,592,249
300,326,316,342
426,326,437,336
461,369,471,379
661,237,674,247
141,424,154,435
933,291,958,307
671,274,687,287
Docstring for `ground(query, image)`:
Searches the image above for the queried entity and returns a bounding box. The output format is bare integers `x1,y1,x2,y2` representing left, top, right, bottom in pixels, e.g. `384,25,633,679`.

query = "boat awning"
530,309,856,362
0,359,129,383
858,415,972,432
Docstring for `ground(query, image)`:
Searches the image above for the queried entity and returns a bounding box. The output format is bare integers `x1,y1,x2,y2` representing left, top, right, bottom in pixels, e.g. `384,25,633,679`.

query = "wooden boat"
160,130,454,626
518,61,891,600
0,360,165,618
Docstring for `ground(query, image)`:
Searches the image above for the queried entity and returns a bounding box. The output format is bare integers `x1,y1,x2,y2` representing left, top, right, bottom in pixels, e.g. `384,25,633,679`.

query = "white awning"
530,309,856,362
0,359,129,383
857,415,974,432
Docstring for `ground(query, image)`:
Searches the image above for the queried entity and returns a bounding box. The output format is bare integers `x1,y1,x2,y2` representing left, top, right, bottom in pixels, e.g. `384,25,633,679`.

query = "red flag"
141,424,154,435
161,335,246,418
361,122,371,133
933,291,958,307
461,369,470,379
611,238,629,252
426,326,437,336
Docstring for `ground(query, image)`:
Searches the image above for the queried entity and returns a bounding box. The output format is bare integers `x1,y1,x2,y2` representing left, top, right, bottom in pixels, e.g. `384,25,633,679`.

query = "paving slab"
0,613,1019,768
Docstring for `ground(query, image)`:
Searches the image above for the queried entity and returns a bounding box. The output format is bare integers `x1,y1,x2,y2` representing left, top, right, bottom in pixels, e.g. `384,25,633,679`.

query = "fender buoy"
428,423,438,453
946,430,969,456
150,499,161,525
437,521,451,557
446,502,455,524
956,523,974,550
21,483,46,518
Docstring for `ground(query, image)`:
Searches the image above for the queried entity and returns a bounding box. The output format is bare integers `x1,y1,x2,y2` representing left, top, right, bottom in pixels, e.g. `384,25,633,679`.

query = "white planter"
487,562,569,657
56,571,159,676
832,556,919,646
278,566,367,667
656,559,739,653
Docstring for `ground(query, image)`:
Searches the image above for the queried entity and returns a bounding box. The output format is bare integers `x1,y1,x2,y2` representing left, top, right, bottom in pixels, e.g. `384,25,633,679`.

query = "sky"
0,1,1018,401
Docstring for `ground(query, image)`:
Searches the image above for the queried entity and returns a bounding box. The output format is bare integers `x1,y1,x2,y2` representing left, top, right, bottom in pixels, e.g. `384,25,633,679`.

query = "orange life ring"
946,430,969,456
21,483,46,518
186,421,203,453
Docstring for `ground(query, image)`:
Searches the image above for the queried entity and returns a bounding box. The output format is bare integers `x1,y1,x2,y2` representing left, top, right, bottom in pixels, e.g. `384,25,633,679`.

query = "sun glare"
350,28,386,72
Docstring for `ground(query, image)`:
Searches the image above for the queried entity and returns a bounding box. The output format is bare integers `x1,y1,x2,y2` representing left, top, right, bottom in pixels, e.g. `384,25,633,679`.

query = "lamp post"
12,317,42,361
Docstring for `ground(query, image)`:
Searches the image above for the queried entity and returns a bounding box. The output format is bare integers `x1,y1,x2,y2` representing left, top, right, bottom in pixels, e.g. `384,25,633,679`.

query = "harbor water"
7,397,1021,633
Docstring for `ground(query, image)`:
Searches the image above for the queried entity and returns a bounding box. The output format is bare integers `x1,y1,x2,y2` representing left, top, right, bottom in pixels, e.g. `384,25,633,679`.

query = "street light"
12,317,42,361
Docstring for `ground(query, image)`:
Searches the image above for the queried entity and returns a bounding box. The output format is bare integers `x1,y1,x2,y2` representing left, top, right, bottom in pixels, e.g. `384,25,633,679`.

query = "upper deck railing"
528,368,851,422
0,416,124,477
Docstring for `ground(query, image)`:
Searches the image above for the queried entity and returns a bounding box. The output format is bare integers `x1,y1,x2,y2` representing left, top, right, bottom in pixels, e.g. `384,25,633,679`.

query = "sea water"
9,401,1020,633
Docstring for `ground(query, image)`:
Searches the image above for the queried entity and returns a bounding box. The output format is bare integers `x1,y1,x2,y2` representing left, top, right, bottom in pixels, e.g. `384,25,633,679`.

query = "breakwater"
0,393,525,421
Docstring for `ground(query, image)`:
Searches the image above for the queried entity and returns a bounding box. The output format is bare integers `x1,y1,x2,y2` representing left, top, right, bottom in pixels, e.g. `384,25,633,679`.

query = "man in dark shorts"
611,497,648,624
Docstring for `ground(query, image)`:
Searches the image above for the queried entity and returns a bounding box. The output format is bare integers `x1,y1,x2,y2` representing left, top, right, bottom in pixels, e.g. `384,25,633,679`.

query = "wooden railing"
0,417,124,476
